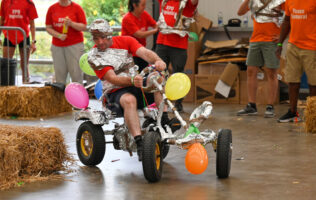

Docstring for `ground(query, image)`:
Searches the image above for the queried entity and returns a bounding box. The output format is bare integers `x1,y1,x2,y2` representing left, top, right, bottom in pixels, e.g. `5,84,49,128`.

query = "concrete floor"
1,101,316,200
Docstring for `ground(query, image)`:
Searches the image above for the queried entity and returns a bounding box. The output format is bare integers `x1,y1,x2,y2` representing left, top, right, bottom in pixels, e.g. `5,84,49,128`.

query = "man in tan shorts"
276,0,316,122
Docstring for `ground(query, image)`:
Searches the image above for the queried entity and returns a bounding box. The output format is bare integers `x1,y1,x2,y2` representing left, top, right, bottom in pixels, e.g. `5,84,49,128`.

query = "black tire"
216,129,232,178
161,142,170,159
76,121,105,166
142,131,163,183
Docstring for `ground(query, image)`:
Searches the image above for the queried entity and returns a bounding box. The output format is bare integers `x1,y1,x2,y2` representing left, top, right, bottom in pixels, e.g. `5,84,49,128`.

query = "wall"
197,0,254,27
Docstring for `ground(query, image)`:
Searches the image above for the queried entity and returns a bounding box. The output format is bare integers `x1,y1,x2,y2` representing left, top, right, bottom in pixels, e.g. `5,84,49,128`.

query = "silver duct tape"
89,19,113,34
189,101,213,128
113,125,137,152
175,129,217,147
249,0,285,26
75,109,109,125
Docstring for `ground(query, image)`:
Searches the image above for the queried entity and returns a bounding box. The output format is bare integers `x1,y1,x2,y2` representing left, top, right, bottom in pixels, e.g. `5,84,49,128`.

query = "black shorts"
106,86,154,117
3,37,30,48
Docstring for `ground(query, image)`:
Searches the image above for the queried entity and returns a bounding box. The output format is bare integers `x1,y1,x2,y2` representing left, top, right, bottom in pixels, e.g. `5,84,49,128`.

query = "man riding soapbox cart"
67,66,232,183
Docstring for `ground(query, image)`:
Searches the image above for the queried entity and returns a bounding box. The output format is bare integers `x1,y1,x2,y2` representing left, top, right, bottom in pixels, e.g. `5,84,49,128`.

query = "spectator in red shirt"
121,0,158,72
0,0,38,83
88,19,167,161
45,0,87,84
156,0,198,112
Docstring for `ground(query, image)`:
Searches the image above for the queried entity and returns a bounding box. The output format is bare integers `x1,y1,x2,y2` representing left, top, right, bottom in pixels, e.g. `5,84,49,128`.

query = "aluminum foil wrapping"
175,129,217,148
89,19,113,34
87,48,137,93
113,125,137,152
75,109,109,125
249,0,285,26
189,101,213,128
158,0,194,37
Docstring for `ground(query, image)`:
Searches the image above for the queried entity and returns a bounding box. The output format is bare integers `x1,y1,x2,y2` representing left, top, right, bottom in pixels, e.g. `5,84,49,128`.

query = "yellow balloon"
165,73,191,100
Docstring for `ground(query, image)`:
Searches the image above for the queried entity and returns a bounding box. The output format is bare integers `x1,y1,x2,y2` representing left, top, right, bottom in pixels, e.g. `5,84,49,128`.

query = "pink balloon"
65,83,89,109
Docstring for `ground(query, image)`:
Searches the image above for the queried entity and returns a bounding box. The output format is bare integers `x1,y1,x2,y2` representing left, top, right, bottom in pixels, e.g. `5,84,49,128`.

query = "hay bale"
0,86,72,118
305,96,316,133
0,124,74,190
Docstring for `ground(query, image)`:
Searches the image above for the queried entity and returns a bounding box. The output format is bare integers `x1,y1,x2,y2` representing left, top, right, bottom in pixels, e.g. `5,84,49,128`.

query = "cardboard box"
197,62,226,75
189,13,212,36
184,41,201,74
183,74,195,102
239,70,280,105
195,74,239,104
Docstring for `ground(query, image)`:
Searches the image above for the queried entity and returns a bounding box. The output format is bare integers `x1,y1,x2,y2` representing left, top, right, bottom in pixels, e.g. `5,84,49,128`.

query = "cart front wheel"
76,121,105,166
142,131,163,183
216,129,232,178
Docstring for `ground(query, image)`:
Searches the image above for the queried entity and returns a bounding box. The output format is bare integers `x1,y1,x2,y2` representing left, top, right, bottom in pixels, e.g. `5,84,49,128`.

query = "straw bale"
304,96,316,133
0,86,72,118
0,124,74,190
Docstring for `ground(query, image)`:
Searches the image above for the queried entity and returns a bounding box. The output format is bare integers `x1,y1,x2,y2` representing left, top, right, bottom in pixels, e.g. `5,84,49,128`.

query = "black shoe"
175,102,183,112
237,103,258,116
168,117,181,133
134,136,143,161
278,109,301,123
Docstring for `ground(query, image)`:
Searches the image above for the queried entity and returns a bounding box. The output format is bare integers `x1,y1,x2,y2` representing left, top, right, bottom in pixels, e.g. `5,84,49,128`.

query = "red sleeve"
76,4,87,24
27,2,38,20
95,66,114,79
144,11,157,27
45,6,52,25
124,36,143,54
122,14,139,36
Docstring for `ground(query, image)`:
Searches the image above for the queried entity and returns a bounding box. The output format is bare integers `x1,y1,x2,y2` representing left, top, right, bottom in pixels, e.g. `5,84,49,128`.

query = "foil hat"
89,19,113,35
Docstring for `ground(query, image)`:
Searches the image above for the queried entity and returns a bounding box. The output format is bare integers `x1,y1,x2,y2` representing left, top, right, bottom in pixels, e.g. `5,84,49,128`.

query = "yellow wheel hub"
81,131,93,157
155,143,161,170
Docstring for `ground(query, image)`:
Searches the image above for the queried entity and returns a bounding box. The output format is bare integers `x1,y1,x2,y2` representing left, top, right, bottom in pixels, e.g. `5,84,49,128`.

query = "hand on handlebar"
133,75,143,88
154,60,166,71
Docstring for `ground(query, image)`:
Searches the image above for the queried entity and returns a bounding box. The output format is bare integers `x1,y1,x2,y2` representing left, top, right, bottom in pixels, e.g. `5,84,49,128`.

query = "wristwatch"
32,40,37,44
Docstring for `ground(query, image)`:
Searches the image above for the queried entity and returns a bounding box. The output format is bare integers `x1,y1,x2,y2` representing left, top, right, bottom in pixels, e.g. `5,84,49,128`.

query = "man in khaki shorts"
276,0,316,123
236,0,285,118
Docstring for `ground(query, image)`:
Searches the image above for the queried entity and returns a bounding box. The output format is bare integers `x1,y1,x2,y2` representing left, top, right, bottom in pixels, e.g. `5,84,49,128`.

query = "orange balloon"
185,143,208,175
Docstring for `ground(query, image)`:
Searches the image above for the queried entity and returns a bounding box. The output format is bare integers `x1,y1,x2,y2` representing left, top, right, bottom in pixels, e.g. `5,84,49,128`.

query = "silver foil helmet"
89,19,113,36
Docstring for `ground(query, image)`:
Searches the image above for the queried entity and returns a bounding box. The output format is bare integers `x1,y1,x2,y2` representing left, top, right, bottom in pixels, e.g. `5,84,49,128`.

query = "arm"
237,0,250,16
64,17,87,32
133,26,158,39
102,69,135,87
29,20,36,53
276,15,290,59
46,25,67,41
135,47,166,71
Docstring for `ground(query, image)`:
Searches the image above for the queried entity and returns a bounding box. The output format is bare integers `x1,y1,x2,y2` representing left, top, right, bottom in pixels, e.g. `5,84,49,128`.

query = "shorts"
3,37,30,48
285,43,316,85
246,42,280,69
106,86,154,117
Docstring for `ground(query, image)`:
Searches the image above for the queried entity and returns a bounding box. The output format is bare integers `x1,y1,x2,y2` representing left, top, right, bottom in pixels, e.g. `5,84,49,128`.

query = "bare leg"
3,46,16,58
288,83,300,113
120,93,141,137
247,66,259,103
264,67,278,105
18,47,30,83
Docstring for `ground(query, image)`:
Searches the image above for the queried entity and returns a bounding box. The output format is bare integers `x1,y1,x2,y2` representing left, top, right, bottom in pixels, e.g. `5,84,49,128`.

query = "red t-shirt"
156,0,197,49
94,36,143,79
0,0,38,44
45,2,87,47
285,0,316,50
121,11,156,46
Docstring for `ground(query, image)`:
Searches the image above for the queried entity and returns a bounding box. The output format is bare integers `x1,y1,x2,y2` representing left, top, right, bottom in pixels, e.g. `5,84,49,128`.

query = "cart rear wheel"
142,131,163,182
216,129,232,178
76,121,105,166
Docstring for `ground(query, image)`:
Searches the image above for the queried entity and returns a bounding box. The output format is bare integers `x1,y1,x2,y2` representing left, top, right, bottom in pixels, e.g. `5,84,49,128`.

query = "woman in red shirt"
121,0,158,72
0,0,38,83
45,0,87,84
